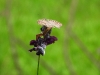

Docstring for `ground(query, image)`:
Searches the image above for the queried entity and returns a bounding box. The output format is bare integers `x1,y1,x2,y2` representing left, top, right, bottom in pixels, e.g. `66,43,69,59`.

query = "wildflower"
29,19,62,56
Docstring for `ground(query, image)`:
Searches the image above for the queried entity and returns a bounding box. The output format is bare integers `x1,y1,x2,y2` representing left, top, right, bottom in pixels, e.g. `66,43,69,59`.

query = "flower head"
45,36,57,45
30,40,37,47
29,19,62,56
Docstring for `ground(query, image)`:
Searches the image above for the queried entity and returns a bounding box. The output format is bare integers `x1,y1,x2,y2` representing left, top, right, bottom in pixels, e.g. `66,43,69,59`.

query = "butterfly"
36,19,62,40
37,19,62,28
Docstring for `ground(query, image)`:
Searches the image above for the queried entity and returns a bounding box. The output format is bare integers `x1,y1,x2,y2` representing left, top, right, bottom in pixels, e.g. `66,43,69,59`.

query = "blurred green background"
0,0,100,75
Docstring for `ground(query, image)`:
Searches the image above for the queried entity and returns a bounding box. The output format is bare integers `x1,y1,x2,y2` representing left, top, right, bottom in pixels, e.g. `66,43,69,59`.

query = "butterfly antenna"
37,55,40,75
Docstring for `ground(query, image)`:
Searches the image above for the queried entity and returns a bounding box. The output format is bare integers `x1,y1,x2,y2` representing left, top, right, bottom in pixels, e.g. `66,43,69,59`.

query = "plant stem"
37,55,40,75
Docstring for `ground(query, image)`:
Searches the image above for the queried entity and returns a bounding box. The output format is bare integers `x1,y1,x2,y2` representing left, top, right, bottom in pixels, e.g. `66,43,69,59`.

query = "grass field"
0,0,100,75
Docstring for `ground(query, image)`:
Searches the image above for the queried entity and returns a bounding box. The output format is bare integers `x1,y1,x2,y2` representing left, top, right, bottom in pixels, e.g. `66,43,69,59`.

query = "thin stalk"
37,55,40,75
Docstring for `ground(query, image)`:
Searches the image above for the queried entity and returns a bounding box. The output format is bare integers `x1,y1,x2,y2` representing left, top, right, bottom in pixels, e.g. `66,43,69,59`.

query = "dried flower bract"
38,19,62,28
